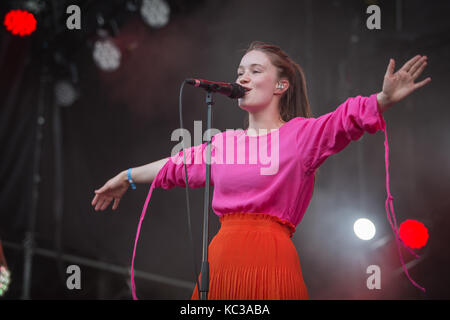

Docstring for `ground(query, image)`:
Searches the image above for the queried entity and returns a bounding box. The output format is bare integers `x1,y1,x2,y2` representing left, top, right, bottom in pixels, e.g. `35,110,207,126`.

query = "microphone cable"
179,80,201,299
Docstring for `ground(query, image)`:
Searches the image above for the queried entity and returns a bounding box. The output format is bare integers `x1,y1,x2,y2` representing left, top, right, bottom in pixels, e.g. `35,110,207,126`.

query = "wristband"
127,168,137,190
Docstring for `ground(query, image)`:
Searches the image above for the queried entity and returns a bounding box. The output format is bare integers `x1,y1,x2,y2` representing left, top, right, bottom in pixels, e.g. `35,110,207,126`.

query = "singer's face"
236,50,279,112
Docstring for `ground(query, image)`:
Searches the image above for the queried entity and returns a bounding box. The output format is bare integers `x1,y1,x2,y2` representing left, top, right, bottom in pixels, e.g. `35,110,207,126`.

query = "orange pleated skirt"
191,213,309,300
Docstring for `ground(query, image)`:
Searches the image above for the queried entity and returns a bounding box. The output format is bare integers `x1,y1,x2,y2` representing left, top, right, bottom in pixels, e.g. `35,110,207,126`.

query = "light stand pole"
22,65,49,300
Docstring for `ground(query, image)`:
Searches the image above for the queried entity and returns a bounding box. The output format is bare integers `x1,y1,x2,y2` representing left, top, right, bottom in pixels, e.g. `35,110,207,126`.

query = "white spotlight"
353,218,376,241
140,0,170,28
92,38,121,71
54,80,78,107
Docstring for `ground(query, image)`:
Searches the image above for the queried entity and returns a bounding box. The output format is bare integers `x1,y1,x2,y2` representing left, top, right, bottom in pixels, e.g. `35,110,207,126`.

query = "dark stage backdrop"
1,0,450,299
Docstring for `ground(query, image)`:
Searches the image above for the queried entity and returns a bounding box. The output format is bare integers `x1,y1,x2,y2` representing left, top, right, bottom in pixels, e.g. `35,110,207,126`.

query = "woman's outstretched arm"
125,157,170,184
296,54,431,174
92,157,169,211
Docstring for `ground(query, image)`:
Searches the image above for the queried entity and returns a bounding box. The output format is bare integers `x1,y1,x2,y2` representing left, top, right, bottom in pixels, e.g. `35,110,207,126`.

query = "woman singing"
91,41,431,299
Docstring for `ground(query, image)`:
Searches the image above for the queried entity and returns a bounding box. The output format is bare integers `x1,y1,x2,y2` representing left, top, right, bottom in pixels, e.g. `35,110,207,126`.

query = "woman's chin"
238,105,254,113
238,100,256,111
238,103,263,113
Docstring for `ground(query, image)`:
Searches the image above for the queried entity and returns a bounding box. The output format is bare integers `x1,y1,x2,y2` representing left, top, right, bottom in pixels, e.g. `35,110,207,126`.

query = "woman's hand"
91,171,130,211
377,55,431,113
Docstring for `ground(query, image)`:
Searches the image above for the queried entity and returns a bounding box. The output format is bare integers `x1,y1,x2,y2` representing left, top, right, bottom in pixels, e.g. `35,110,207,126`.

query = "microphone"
185,78,249,99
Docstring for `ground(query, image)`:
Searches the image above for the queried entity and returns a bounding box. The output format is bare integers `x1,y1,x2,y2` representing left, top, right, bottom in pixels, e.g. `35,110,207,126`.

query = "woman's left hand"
377,55,431,113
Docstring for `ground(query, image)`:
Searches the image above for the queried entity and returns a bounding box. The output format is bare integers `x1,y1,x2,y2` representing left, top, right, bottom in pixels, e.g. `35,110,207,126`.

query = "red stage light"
399,219,429,249
4,9,37,36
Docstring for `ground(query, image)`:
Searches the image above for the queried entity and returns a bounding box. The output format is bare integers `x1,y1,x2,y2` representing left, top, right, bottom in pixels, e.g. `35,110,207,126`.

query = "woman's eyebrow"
237,63,264,70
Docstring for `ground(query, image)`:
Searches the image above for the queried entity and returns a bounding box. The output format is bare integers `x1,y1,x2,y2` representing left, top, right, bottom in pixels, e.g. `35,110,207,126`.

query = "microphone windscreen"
229,83,247,99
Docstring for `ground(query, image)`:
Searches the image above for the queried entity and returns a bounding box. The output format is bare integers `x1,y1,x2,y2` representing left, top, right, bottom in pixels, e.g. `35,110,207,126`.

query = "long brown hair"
242,41,314,128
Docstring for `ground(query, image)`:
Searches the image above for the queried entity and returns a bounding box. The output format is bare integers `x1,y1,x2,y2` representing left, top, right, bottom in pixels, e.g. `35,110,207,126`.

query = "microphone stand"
199,90,214,300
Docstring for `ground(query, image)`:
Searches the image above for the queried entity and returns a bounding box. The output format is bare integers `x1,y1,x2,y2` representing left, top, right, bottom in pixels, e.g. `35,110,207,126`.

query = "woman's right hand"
91,171,130,211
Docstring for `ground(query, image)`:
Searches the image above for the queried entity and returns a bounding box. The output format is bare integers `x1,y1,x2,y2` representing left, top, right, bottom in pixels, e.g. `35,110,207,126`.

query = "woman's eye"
253,70,260,73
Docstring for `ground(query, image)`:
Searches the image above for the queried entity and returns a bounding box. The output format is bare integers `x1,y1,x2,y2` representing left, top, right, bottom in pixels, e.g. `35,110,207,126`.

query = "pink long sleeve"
298,94,385,174
154,141,214,189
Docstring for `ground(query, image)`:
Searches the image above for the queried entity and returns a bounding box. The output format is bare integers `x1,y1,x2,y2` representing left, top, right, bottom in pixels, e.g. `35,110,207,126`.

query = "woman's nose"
239,76,250,84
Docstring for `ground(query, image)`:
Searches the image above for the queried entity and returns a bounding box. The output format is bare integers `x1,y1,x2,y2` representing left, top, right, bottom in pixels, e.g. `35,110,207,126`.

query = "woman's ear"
275,79,289,95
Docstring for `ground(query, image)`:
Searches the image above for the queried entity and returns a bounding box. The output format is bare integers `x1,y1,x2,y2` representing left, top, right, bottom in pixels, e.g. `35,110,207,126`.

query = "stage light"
22,0,46,14
93,36,121,72
140,0,170,28
399,219,429,249
0,266,10,297
54,80,78,107
126,0,139,12
353,218,376,240
3,9,37,36
92,13,121,72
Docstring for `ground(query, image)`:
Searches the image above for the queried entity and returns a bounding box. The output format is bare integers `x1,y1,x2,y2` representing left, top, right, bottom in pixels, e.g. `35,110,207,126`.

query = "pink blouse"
130,93,425,299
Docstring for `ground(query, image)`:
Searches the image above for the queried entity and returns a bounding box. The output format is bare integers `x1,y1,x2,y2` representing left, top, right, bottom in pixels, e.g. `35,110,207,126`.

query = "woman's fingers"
385,58,395,77
409,56,427,77
100,199,111,211
92,195,120,211
92,181,121,211
95,185,106,194
95,197,108,211
413,77,432,90
411,59,428,79
401,55,422,73
112,198,120,210
92,194,98,206
92,193,104,208
95,199,104,211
